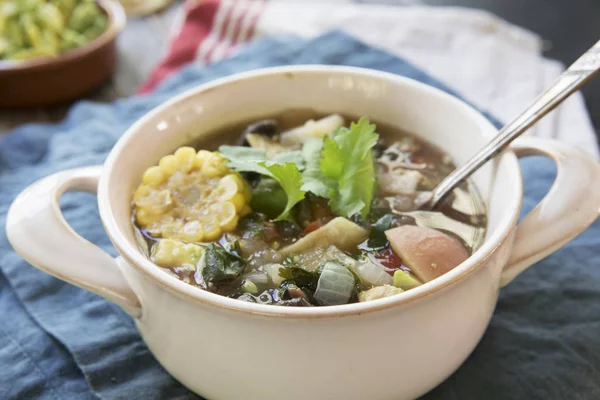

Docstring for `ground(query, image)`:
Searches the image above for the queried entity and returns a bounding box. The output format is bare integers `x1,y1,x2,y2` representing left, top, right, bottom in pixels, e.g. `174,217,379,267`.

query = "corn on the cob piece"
134,147,253,242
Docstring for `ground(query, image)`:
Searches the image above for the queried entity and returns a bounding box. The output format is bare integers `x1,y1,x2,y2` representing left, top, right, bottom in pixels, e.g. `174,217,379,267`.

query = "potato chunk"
280,217,368,256
358,285,404,302
280,114,345,147
385,225,469,282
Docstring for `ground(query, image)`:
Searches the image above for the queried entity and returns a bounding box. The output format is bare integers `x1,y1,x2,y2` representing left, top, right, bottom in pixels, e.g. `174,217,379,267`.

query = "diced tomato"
264,223,280,243
371,247,404,275
311,197,333,220
411,154,426,164
301,216,334,236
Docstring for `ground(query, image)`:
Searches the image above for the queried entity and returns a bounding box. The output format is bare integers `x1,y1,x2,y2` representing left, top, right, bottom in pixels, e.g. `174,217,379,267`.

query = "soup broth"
132,110,486,306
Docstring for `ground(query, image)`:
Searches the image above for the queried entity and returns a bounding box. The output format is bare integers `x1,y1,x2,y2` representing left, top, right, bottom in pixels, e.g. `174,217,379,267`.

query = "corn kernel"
231,173,246,188
210,152,227,167
216,174,241,200
136,208,157,226
242,184,252,203
142,166,165,186
202,220,222,241
202,163,224,178
135,188,172,214
205,153,229,174
181,220,204,243
151,239,204,269
159,155,178,175
193,150,211,170
133,185,152,206
212,201,236,225
174,147,196,172
230,193,246,212
161,219,184,239
240,204,252,217
221,215,239,233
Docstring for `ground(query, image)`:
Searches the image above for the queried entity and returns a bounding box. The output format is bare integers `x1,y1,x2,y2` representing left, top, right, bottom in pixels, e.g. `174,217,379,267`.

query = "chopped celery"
393,270,422,290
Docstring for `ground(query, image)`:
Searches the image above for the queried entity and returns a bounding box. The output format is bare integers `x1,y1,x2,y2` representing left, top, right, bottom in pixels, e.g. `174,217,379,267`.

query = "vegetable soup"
132,111,486,306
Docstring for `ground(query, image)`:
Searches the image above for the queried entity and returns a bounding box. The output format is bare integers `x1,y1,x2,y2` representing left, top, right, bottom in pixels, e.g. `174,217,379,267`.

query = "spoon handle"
429,39,600,208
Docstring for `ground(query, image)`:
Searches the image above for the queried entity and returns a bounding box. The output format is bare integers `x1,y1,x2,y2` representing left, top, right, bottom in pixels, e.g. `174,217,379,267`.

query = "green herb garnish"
219,117,379,221
320,118,378,218
367,214,395,250
218,146,306,221
201,243,247,284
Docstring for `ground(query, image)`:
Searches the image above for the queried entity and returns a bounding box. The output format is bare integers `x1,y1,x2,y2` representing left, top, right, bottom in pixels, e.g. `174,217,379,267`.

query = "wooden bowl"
0,0,126,109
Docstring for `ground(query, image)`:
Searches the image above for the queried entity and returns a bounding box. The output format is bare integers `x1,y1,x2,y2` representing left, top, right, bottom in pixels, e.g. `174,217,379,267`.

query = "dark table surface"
382,0,600,135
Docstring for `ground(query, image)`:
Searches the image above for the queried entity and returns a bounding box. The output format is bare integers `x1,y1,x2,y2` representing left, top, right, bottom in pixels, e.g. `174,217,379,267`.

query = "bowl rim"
0,0,126,73
99,65,522,319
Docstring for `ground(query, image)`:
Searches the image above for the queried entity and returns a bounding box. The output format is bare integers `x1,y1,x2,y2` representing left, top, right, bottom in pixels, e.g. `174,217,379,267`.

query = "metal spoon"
424,39,600,210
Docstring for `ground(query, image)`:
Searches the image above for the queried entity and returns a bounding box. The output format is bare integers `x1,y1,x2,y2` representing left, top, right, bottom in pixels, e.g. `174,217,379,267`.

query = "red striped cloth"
139,0,266,94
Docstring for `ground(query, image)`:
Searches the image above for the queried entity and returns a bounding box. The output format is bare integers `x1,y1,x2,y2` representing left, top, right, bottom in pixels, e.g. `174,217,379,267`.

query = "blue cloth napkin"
1,31,599,400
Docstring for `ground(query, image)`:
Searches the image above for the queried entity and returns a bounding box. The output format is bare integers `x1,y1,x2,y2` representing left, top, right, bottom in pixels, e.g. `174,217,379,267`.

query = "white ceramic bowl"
6,66,600,400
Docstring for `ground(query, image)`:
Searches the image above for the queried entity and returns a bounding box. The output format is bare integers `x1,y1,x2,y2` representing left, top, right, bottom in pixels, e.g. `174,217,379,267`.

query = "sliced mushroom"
236,119,278,146
245,133,288,158
287,285,311,303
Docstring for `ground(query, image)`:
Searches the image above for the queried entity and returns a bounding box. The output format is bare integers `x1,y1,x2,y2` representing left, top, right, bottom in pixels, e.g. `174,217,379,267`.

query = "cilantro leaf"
272,150,305,169
218,145,268,175
219,145,305,170
218,145,306,221
201,243,247,283
300,138,332,198
258,161,306,221
304,117,378,218
218,115,378,222
326,118,378,217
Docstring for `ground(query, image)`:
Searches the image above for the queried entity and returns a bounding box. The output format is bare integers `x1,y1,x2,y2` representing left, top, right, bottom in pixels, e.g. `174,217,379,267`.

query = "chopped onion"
134,227,150,257
356,261,393,287
241,280,259,294
314,262,356,306
263,263,285,286
243,271,269,286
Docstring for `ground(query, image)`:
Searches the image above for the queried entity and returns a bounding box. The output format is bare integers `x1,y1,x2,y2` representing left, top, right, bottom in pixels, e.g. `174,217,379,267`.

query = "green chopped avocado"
250,178,288,219
393,270,422,290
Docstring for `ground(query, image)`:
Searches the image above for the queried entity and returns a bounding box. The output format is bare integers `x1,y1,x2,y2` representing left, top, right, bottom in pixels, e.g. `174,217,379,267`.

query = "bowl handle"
5,166,142,318
500,137,600,287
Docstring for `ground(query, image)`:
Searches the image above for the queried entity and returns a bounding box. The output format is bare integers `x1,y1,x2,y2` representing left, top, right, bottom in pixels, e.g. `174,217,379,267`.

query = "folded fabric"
139,0,599,158
1,31,600,400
